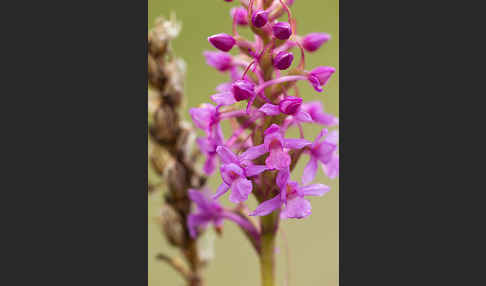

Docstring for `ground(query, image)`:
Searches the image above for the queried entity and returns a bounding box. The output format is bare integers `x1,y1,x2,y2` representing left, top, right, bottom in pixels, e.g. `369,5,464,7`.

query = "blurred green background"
148,0,338,285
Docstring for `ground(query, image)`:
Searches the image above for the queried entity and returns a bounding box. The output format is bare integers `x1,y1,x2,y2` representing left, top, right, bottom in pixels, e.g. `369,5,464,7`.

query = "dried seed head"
159,204,186,247
148,17,181,57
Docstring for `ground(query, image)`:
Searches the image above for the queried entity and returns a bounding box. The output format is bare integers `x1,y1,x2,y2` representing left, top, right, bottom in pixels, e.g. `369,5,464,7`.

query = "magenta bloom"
260,124,311,170
196,125,224,175
204,51,233,71
301,101,339,126
307,66,336,92
272,22,292,40
187,189,225,238
188,0,338,236
302,129,339,184
250,168,330,219
258,96,312,123
302,32,331,52
211,91,236,106
188,189,260,240
231,7,249,26
190,104,225,174
208,33,236,52
273,51,294,70
189,103,219,133
213,145,268,203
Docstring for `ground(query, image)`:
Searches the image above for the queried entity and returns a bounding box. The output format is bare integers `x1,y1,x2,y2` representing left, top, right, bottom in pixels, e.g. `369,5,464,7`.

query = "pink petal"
187,213,210,238
245,164,268,177
264,124,281,136
249,195,282,216
216,145,238,164
295,110,312,122
299,184,330,197
259,103,281,116
229,177,252,203
203,155,216,175
239,144,267,160
323,154,339,179
216,82,232,92
189,104,215,131
212,183,230,200
284,138,312,149
211,92,236,106
281,197,312,219
325,130,339,145
314,128,329,145
188,189,209,210
265,147,291,170
276,168,290,191
302,156,318,185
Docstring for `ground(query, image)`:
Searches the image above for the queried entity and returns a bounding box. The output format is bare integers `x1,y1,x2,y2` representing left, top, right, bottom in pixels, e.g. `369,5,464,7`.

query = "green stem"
260,211,279,286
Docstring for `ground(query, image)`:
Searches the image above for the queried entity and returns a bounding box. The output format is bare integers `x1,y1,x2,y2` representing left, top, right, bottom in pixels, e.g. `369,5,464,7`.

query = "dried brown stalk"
148,16,207,286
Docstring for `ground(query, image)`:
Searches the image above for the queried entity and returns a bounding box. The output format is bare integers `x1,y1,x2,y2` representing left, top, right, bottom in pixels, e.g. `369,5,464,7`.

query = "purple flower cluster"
188,0,338,238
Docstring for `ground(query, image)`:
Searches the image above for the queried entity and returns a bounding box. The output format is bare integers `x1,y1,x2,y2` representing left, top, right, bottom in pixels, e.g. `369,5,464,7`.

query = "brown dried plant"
148,16,207,286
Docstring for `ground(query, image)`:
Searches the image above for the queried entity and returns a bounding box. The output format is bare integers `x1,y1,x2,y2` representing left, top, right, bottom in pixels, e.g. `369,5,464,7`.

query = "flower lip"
208,33,236,52
273,51,294,70
251,10,269,28
272,22,292,40
279,96,302,115
232,79,255,101
221,163,244,185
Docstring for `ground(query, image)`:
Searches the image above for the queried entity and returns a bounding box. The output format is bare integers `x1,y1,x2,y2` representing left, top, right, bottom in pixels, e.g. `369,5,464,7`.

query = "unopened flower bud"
204,51,233,71
208,33,236,52
273,51,294,70
252,10,268,28
232,79,255,101
302,32,330,52
272,22,292,40
231,7,249,26
279,96,303,115
308,66,336,92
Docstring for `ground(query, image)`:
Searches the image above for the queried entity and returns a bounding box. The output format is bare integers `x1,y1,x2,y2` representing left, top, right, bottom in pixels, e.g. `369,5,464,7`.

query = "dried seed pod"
148,54,166,90
151,104,180,143
165,160,188,201
150,144,172,175
159,204,186,247
175,121,197,164
162,59,186,107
